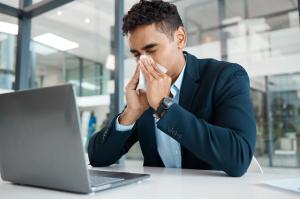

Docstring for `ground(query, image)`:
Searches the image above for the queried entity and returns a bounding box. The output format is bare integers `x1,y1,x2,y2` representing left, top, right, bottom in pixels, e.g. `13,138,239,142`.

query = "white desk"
0,161,299,198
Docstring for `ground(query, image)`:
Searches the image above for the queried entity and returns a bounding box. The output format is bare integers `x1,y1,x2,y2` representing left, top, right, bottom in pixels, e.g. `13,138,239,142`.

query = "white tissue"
136,55,167,93
136,69,147,92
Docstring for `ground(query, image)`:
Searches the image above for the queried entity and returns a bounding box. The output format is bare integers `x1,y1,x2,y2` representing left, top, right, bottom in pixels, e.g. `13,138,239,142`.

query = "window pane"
225,0,299,167
31,0,115,156
0,13,17,90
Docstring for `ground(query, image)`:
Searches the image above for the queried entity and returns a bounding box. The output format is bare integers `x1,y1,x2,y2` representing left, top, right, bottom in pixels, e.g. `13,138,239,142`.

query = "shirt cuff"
115,115,135,131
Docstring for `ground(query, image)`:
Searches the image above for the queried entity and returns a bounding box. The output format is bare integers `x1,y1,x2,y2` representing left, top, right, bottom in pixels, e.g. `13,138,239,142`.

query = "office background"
0,0,299,169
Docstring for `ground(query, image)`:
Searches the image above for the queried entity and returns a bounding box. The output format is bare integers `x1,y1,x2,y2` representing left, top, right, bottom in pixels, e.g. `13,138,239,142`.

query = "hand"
119,65,149,125
140,56,172,110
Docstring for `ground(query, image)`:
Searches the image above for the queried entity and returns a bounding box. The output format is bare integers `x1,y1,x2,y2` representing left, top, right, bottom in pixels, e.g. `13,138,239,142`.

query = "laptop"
0,84,150,194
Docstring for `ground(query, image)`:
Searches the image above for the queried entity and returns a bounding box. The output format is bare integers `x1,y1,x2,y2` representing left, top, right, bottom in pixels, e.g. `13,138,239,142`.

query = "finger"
140,55,151,68
141,57,161,79
147,58,163,78
148,57,164,76
140,62,152,82
140,61,155,80
131,65,140,83
133,65,140,78
127,65,140,90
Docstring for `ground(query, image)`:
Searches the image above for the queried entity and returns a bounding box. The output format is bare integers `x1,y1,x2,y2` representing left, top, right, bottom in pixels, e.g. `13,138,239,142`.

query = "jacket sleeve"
88,115,138,167
157,65,256,177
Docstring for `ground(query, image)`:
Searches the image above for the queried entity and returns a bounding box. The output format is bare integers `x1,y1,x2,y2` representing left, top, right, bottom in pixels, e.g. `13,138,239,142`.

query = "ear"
175,26,187,50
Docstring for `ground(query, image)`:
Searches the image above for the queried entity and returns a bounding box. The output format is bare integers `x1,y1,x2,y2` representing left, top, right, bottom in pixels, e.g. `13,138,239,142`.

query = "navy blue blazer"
88,51,256,177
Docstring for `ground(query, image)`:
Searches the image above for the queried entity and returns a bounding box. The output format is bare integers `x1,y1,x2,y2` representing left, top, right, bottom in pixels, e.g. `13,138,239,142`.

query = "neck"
171,51,185,84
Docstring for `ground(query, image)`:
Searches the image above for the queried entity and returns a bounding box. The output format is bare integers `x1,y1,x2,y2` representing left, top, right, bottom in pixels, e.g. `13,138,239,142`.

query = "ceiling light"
57,10,62,15
31,42,57,55
85,18,91,23
0,21,18,35
33,33,79,51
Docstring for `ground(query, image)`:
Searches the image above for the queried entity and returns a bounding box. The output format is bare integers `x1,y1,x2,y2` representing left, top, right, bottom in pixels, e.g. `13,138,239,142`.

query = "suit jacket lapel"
178,52,202,167
179,52,201,111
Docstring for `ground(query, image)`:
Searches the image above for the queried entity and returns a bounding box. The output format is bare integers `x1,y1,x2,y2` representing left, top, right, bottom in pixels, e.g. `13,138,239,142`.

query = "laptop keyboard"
90,175,124,187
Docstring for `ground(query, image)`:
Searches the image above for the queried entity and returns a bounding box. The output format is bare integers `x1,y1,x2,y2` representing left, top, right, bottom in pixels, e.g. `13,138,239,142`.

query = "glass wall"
0,0,115,152
0,13,17,90
267,73,300,167
223,0,299,167
0,32,15,90
0,31,110,96
183,0,300,168
30,0,115,150
31,0,113,96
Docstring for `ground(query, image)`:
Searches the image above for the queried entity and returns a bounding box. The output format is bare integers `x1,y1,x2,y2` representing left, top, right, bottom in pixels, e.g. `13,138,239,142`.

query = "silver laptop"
0,84,150,194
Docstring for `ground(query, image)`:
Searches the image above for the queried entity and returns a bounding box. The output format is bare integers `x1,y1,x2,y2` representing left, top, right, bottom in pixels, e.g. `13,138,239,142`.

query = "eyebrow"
130,43,158,54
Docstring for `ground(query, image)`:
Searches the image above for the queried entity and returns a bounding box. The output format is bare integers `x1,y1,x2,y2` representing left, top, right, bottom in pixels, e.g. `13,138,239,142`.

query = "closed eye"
147,50,156,54
133,53,140,58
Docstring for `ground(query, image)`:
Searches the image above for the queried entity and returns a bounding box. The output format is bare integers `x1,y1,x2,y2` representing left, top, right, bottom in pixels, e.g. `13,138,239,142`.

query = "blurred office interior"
0,0,299,169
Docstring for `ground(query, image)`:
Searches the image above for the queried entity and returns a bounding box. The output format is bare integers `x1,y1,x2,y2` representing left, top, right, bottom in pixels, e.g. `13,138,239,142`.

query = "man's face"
128,23,181,77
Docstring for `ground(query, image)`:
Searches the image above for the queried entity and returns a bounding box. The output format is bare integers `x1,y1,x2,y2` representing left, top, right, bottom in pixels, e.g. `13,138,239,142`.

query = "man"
88,0,256,177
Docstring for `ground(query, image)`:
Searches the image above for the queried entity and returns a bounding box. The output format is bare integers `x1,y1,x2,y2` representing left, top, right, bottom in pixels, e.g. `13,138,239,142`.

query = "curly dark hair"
122,0,184,38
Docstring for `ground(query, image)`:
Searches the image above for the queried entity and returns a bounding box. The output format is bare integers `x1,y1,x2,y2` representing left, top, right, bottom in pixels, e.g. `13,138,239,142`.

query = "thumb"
127,65,140,90
132,65,140,82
